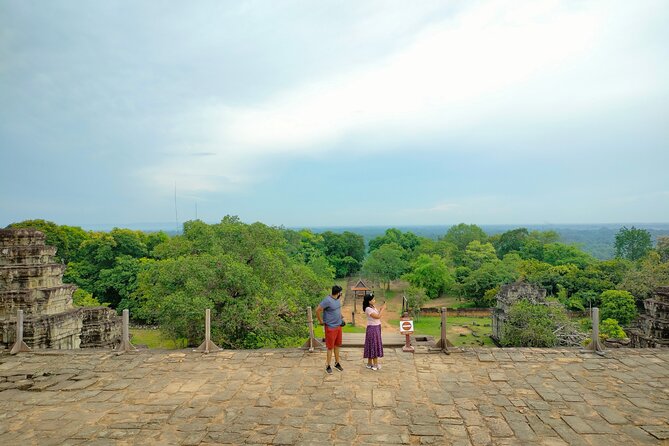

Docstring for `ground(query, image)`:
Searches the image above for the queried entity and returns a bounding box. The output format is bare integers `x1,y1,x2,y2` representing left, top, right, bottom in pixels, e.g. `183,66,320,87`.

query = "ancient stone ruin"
629,286,669,348
491,281,547,343
0,228,121,350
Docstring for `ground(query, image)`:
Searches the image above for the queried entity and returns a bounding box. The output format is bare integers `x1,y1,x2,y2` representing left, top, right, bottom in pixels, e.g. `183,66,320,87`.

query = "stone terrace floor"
0,347,668,445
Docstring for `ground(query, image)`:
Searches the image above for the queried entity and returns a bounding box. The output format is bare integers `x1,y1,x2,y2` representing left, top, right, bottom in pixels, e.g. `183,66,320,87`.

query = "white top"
365,306,381,326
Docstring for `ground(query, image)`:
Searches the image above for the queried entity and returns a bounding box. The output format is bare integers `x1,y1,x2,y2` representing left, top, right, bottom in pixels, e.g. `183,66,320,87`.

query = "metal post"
195,309,221,353
583,307,605,354
10,309,31,354
117,309,137,353
302,306,324,351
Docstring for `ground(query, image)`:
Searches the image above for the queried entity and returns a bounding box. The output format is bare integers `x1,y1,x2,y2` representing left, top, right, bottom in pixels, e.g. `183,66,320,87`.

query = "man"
315,285,344,374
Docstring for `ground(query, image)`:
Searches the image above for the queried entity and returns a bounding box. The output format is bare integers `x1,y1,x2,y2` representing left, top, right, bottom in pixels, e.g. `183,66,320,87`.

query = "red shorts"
324,325,343,349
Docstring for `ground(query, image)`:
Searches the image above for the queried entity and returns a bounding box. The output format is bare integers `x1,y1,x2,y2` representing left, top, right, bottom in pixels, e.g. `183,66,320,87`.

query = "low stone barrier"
420,307,588,319
420,307,492,317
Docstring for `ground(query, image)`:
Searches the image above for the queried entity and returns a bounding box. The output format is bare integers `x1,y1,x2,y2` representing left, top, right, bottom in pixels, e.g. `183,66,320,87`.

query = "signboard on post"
399,319,414,334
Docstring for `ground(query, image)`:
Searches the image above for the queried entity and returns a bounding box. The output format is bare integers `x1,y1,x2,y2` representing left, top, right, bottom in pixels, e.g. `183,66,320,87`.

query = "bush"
482,287,499,307
72,288,106,307
404,286,428,317
501,300,573,347
599,318,626,340
600,290,637,326
573,290,600,309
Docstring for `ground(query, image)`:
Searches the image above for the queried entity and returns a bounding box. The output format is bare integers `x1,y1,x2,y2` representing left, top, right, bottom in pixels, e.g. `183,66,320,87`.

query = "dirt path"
342,278,399,332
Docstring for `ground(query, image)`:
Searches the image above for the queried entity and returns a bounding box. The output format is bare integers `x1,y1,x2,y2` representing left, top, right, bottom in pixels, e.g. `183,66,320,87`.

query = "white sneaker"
366,364,373,369
371,366,378,371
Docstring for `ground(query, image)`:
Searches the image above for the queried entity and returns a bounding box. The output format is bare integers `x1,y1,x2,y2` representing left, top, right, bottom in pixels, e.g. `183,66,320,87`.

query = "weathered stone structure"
629,286,669,348
491,281,547,343
0,228,121,349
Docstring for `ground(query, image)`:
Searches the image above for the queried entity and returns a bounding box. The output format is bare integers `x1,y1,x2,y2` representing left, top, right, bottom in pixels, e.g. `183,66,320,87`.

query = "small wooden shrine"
351,279,372,309
350,279,372,326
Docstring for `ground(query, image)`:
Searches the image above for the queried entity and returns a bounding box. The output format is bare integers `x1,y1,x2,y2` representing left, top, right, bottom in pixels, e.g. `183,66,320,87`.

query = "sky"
1,0,668,229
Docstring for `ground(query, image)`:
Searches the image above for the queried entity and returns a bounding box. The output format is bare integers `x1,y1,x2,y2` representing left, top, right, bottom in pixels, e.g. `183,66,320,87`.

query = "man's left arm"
315,305,324,325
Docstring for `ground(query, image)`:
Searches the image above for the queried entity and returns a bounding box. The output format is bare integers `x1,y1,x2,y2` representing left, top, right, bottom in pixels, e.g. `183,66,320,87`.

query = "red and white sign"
399,320,414,334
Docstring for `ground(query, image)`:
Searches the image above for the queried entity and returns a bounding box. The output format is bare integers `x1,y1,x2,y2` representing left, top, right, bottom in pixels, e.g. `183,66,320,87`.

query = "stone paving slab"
0,348,668,445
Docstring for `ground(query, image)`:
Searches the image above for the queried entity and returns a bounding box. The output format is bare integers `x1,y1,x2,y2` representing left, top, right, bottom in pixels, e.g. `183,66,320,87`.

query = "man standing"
315,285,344,374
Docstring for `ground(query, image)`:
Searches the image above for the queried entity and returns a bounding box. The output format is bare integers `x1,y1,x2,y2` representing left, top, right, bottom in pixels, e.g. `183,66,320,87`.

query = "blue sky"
1,0,668,229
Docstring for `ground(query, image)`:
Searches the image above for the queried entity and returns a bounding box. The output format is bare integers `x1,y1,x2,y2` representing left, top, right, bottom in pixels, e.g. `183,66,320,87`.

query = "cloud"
211,1,602,149
140,0,668,195
408,203,462,214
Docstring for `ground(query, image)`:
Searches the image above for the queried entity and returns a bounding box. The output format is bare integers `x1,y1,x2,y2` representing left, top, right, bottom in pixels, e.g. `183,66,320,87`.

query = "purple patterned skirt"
363,324,384,359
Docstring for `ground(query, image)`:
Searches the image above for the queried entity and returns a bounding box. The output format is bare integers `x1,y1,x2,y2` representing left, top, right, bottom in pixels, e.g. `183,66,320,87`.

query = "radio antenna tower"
174,182,179,233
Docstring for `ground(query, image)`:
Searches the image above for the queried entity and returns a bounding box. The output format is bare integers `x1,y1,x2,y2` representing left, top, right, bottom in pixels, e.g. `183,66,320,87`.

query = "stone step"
335,332,423,347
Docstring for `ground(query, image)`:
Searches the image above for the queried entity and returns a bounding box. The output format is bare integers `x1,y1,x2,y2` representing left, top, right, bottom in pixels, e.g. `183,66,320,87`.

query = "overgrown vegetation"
7,219,669,349
501,300,582,347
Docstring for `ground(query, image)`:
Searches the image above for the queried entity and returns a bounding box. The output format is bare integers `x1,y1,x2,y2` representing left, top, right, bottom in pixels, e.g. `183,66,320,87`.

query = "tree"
460,261,517,306
442,223,487,252
529,230,560,245
330,256,360,278
7,219,89,263
98,255,143,307
146,231,169,255
320,231,365,277
519,238,545,261
404,254,454,299
109,228,148,258
132,219,332,348
283,229,325,264
369,228,421,255
462,241,498,270
618,252,669,302
600,290,637,326
615,226,652,261
362,243,409,289
307,255,335,283
414,238,455,262
495,228,529,258
543,243,594,269
656,236,669,262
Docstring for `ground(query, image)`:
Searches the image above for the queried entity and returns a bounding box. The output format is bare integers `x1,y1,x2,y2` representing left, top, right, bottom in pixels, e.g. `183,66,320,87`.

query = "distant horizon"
7,219,667,233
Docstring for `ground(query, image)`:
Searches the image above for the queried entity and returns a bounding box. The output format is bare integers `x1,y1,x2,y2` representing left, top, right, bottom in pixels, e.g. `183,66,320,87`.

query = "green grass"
130,328,186,349
425,295,479,309
390,315,495,347
384,289,398,299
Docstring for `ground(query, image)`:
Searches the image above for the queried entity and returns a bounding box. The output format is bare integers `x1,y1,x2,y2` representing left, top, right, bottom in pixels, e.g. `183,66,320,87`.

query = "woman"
362,293,385,370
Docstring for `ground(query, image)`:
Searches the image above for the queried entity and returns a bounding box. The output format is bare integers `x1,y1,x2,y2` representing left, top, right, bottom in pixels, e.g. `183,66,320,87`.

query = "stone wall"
80,307,122,348
421,307,492,317
0,228,121,350
491,282,547,343
629,286,669,348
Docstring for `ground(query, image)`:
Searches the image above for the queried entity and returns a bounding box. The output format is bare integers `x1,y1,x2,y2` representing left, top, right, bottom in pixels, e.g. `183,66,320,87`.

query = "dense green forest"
310,224,669,260
7,219,669,348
